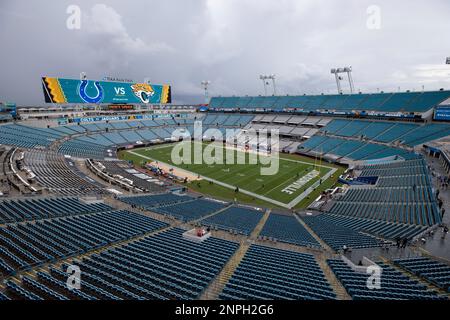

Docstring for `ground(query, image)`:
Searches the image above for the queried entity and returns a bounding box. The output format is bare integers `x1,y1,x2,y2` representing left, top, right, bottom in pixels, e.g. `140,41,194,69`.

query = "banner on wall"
42,77,171,104
434,107,450,121
69,113,188,124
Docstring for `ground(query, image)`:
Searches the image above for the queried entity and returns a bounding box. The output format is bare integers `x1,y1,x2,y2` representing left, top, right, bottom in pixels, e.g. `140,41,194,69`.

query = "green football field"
120,142,340,208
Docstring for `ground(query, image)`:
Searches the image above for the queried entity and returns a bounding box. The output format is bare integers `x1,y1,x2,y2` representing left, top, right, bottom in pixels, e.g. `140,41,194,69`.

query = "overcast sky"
1,0,450,105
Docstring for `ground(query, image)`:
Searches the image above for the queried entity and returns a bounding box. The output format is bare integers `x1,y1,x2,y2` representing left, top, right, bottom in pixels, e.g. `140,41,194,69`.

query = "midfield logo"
170,121,280,175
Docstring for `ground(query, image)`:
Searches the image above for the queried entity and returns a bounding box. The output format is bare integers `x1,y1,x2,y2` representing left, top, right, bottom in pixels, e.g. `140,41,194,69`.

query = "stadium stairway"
316,253,351,300
378,256,450,299
294,213,333,252
249,209,271,240
293,214,351,299
199,209,270,300
199,240,251,300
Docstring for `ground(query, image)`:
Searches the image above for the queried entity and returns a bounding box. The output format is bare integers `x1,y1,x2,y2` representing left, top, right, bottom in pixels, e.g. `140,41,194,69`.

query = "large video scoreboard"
42,77,171,104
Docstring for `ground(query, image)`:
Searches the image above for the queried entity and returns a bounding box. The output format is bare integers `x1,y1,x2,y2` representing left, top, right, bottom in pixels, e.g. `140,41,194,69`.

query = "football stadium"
0,0,450,312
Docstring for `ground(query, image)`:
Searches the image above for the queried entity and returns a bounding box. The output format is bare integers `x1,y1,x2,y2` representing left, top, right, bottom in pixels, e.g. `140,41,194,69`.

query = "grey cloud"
0,0,450,105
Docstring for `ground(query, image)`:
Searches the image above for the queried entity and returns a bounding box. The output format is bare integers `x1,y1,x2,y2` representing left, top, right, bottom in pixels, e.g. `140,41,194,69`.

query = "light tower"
269,74,277,95
259,74,277,96
201,80,211,104
331,67,355,94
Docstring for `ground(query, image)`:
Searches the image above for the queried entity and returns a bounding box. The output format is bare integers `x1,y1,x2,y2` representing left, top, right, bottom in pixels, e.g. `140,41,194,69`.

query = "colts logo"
79,80,104,103
131,83,155,103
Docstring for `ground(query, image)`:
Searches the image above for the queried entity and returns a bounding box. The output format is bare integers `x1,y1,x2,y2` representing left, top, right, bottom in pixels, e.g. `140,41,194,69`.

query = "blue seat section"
0,291,10,300
260,213,320,248
0,124,60,148
209,98,225,108
374,123,419,143
235,115,254,126
378,92,422,111
58,138,110,159
20,276,69,300
5,281,44,300
331,158,441,226
0,210,168,275
0,197,113,224
314,137,345,153
64,125,86,133
210,90,450,112
119,193,194,208
51,126,80,135
339,185,435,203
110,122,132,130
394,257,450,292
201,206,263,235
220,245,336,300
102,132,128,144
127,121,145,128
315,213,427,241
401,124,450,146
84,134,114,146
298,135,329,150
82,123,104,132
334,120,371,137
151,127,172,139
377,174,430,187
94,122,114,131
318,120,450,146
359,146,418,161
330,140,365,158
362,121,396,139
329,201,439,227
30,269,98,300
301,215,381,251
299,136,417,161
44,267,121,300
119,131,144,143
136,129,158,140
346,143,387,160
36,227,239,300
153,199,228,222
328,259,446,300
320,119,351,134
204,113,253,127
407,90,450,112
139,119,159,127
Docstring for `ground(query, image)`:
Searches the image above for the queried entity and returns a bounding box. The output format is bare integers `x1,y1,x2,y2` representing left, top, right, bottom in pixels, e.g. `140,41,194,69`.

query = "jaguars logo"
131,83,155,103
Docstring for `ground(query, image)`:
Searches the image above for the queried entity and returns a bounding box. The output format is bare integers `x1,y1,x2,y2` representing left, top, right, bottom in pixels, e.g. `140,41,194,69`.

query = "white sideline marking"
128,146,337,209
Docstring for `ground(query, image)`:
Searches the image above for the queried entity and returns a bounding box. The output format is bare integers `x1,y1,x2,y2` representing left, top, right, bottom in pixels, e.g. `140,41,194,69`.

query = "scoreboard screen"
42,77,171,104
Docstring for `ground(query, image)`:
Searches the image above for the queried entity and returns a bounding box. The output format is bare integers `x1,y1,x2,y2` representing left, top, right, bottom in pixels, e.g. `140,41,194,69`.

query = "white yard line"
129,145,338,209
128,150,289,208
144,141,335,170
286,167,338,208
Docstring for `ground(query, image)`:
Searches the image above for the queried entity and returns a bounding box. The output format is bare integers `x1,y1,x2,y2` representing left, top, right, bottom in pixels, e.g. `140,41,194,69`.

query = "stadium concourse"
0,90,450,301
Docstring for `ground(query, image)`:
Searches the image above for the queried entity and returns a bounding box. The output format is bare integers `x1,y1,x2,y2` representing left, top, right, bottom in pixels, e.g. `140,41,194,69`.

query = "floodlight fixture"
201,80,211,103
330,66,354,94
260,74,277,96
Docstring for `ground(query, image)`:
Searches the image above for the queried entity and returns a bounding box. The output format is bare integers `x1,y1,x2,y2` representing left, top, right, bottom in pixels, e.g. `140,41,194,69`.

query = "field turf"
120,142,343,208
